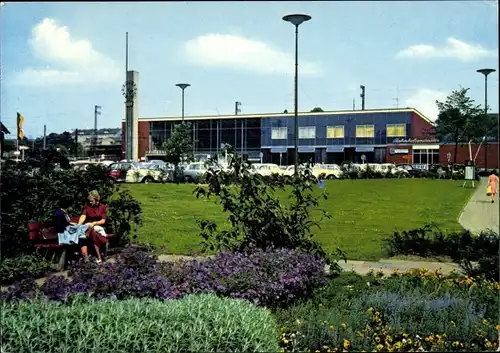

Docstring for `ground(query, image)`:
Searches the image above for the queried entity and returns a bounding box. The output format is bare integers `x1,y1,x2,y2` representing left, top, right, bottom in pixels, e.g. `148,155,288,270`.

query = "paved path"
1,255,462,292
459,177,499,234
157,254,461,276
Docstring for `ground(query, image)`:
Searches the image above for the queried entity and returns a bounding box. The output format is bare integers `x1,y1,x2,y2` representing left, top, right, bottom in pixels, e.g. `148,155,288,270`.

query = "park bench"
28,216,115,271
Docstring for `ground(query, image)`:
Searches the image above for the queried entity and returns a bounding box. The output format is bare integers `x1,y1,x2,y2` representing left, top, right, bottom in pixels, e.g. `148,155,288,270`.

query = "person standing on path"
487,171,499,203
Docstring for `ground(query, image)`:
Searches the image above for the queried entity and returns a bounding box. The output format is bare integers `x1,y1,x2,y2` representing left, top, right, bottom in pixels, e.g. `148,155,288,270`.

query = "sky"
0,1,498,138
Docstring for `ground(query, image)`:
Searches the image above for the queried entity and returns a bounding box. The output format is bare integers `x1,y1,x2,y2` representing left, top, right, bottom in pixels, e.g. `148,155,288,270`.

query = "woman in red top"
78,190,108,263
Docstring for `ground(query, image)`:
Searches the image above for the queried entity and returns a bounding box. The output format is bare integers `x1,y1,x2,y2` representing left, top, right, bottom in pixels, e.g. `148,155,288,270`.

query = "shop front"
412,144,440,170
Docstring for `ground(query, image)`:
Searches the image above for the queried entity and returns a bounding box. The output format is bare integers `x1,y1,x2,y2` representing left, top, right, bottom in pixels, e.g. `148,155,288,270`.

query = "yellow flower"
341,323,347,329
452,341,460,347
295,319,301,325
343,339,351,349
329,324,335,330
495,324,500,331
367,307,374,313
376,344,384,351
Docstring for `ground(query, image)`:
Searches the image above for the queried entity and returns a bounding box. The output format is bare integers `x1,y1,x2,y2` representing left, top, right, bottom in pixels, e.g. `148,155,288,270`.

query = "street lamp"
477,69,496,115
283,13,311,175
175,83,191,122
476,68,496,169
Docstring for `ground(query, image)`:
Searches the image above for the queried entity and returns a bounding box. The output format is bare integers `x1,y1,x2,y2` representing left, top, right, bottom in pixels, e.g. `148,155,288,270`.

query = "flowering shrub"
276,269,500,352
160,248,330,307
1,248,329,308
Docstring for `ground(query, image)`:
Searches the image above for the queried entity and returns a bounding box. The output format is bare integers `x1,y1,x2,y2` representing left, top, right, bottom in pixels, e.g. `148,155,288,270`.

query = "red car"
107,162,131,183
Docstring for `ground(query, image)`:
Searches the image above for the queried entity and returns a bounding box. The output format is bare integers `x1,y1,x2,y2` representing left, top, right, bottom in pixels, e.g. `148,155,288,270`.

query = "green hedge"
1,294,279,353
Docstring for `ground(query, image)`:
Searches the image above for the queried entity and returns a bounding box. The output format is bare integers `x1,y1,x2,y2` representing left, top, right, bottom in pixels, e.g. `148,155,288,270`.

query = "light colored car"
183,162,208,183
312,164,344,179
125,162,171,183
252,163,284,176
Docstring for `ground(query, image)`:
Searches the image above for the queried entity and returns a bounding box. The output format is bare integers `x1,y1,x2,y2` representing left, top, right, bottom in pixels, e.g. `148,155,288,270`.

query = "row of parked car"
69,158,485,184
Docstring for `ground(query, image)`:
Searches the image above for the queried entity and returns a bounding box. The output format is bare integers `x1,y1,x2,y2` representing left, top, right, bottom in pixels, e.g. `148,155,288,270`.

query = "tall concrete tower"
124,70,139,161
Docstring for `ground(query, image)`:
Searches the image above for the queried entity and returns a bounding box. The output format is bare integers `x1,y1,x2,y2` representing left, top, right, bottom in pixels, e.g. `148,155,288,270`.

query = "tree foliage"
310,107,324,112
435,87,484,163
193,145,345,269
0,161,143,256
162,122,194,179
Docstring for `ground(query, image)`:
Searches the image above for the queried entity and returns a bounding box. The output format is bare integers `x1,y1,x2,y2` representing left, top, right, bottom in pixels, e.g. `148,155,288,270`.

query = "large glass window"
386,124,406,137
271,127,287,140
327,125,344,138
413,148,440,165
356,124,375,138
299,126,316,139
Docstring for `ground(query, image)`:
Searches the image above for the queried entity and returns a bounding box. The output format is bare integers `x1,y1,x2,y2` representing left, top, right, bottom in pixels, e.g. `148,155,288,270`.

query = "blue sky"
1,1,498,138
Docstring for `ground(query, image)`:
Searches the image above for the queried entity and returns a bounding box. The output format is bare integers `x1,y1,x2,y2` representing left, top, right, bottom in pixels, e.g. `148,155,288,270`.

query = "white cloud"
396,37,495,61
405,89,448,121
10,18,121,87
183,33,322,76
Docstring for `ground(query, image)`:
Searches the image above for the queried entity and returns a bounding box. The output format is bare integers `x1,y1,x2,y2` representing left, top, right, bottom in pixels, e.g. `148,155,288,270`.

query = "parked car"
396,164,428,178
70,160,100,171
312,164,344,179
108,162,132,183
252,163,284,176
124,162,170,183
183,162,208,183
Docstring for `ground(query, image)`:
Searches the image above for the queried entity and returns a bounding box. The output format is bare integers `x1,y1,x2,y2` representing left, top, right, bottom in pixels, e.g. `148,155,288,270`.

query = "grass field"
124,179,474,261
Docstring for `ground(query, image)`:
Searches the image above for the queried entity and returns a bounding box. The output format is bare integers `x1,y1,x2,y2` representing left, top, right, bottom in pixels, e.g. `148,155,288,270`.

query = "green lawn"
124,179,474,261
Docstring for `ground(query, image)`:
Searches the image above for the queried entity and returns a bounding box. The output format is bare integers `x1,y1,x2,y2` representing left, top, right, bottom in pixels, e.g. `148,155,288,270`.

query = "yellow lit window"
327,126,344,138
356,125,375,138
386,124,406,137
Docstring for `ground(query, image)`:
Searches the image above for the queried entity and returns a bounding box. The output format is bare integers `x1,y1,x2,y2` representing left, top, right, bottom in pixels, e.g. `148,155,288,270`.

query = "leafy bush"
1,248,330,308
194,146,343,269
385,225,499,281
0,294,280,353
0,161,143,256
0,254,53,285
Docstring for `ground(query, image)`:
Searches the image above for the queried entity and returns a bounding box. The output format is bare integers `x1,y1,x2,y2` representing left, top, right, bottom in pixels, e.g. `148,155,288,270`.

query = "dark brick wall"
410,112,435,138
440,143,499,168
386,146,412,164
138,121,149,159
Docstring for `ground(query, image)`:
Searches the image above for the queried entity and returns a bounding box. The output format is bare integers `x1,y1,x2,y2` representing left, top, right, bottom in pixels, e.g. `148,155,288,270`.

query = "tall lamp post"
176,83,191,122
476,68,496,169
283,13,311,175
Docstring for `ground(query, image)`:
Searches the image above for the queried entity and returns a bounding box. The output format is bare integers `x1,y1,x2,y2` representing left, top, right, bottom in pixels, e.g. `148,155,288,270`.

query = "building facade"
121,108,499,168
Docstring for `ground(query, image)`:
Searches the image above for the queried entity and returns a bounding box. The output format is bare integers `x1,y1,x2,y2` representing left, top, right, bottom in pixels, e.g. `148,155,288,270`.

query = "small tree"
435,88,483,163
310,107,324,112
193,145,345,269
162,122,194,181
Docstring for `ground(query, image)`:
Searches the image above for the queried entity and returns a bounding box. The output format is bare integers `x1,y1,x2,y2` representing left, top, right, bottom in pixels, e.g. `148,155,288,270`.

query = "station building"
122,107,499,169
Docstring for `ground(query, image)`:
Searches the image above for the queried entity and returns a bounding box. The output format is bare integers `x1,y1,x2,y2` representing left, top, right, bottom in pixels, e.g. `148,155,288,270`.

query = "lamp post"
476,68,496,169
176,83,190,122
283,13,311,175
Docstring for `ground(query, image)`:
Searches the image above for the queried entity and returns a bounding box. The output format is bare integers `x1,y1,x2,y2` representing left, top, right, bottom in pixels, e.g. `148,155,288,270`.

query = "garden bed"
2,248,499,352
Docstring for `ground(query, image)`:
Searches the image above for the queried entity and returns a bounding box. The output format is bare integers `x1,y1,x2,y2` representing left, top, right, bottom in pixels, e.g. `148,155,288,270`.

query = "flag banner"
17,112,24,141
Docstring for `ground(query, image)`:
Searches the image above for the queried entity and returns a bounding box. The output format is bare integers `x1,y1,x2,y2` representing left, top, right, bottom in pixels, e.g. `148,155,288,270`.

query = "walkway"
157,254,462,276
459,177,500,234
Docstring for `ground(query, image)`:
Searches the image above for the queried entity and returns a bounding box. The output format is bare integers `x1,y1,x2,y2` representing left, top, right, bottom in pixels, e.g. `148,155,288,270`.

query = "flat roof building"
121,108,498,169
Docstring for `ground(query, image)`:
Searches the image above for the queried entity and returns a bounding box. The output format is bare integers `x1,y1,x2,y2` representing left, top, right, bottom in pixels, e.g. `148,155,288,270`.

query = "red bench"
28,216,115,270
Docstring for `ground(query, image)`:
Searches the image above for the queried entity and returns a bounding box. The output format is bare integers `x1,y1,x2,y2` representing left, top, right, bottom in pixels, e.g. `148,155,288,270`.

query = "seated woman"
78,190,109,264
54,199,88,247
